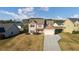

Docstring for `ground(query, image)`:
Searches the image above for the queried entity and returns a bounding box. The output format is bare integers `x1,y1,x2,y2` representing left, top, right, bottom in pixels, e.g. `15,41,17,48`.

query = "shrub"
72,31,79,34
55,29,63,34
0,34,5,40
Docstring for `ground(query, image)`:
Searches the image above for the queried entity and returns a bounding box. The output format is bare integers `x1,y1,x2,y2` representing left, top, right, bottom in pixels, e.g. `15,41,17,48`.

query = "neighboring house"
63,18,79,33
44,19,65,35
53,20,65,27
63,19,74,33
45,19,54,26
26,17,79,34
45,19,65,27
28,18,65,34
74,20,79,31
44,21,55,35
0,23,20,37
45,19,54,29
53,23,58,27
45,19,65,28
28,18,45,34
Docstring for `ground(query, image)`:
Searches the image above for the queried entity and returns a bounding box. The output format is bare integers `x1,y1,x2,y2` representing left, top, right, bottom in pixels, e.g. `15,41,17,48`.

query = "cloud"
18,7,34,14
54,16,66,20
57,16,63,19
0,7,50,20
0,10,29,20
71,14,79,18
0,7,36,20
40,7,49,11
0,10,20,19
17,7,36,19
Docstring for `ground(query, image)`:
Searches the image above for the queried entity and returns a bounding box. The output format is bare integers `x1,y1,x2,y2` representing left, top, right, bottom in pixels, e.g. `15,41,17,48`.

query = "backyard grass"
0,33,44,51
59,33,79,51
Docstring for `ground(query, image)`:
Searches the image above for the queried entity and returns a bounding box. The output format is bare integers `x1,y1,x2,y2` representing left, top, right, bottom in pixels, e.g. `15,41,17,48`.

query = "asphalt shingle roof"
29,18,45,24
0,23,17,31
46,19,65,25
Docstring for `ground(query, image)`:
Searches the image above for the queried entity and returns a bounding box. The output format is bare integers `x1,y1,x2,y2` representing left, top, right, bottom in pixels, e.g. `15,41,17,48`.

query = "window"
74,24,79,27
11,32,13,34
38,25,42,27
30,25,35,27
0,27,5,33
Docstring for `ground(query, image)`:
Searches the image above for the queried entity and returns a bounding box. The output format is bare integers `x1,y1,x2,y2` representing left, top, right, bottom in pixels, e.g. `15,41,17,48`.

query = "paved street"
43,34,61,51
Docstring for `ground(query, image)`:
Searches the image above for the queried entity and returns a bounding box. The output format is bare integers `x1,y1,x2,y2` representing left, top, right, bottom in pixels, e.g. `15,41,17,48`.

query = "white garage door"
44,29,55,35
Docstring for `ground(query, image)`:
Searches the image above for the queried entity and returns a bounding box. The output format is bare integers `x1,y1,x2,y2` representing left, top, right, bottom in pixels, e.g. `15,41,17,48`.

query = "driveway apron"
43,34,61,51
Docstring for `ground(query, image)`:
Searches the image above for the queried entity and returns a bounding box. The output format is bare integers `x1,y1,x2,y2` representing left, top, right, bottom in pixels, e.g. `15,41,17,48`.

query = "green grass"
59,33,79,51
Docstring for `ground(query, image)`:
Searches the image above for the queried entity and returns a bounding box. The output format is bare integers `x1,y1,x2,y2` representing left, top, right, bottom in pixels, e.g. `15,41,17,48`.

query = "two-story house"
28,18,44,34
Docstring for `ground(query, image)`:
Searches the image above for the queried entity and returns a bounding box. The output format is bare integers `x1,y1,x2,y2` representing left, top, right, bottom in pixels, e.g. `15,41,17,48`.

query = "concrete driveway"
43,34,61,51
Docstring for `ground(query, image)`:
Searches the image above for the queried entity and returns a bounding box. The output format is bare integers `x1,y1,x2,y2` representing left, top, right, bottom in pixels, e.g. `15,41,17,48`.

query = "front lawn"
59,33,79,51
0,33,44,51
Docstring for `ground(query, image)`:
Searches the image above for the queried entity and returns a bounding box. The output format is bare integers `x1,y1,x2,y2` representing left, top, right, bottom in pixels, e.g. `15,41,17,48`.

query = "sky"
0,7,79,21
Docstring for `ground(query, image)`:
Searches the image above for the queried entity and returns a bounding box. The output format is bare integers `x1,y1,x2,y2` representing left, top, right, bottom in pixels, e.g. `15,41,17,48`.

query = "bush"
0,34,5,40
33,32,41,35
55,29,63,34
23,28,28,33
72,31,79,34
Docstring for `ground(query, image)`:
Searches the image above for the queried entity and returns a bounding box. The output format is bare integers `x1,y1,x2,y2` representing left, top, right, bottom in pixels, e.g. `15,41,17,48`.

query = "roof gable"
0,23,19,31
53,23,58,26
29,18,45,24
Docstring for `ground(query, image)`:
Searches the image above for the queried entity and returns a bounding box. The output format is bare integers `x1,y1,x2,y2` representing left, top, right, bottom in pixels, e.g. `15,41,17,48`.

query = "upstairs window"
38,25,42,27
74,24,79,27
30,25,35,27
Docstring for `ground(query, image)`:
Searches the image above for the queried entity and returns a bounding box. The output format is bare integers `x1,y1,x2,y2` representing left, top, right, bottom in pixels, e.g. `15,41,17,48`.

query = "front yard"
1,32,79,51
59,33,79,51
0,33,44,51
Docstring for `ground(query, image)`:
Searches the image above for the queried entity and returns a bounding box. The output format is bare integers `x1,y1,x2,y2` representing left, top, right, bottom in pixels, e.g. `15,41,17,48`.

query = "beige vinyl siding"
37,24,44,29
28,23,37,33
63,20,74,33
74,22,79,31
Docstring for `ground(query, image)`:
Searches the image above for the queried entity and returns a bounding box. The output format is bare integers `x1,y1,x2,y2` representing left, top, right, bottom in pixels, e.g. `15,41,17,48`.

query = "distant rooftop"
68,18,79,23
29,18,44,19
